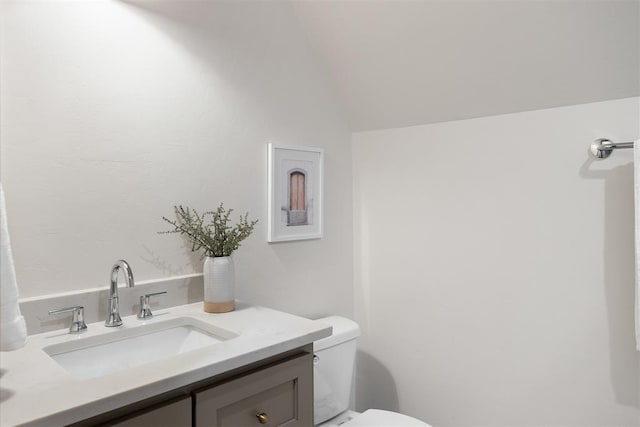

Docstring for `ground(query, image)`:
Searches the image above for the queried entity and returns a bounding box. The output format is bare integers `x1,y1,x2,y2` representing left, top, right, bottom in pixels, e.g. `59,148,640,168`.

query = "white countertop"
0,302,331,426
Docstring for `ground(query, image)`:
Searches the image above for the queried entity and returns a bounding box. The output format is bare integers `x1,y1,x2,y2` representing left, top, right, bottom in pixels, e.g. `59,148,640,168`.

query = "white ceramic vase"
203,256,235,313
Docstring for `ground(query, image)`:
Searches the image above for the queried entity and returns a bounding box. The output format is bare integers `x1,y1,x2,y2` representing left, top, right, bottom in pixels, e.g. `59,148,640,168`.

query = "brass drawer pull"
256,412,268,424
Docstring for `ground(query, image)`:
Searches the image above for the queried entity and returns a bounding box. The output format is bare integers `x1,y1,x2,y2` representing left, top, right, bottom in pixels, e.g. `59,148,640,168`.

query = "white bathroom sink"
43,317,237,379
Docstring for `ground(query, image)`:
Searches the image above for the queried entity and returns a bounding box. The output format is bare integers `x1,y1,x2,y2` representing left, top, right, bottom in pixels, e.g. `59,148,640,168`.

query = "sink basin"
43,317,237,379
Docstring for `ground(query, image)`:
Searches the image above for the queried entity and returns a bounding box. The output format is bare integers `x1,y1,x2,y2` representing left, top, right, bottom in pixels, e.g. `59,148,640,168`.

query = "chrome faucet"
105,259,135,327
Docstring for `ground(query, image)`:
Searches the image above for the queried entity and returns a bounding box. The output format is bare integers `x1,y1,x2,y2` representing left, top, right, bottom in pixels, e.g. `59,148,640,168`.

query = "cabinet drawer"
107,396,191,427
194,352,312,426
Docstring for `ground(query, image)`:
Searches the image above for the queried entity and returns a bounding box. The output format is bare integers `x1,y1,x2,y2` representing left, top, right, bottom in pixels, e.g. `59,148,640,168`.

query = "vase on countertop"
203,256,235,313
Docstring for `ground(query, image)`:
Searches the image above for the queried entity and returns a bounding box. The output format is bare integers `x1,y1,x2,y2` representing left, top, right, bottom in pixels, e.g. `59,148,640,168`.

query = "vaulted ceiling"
294,0,640,132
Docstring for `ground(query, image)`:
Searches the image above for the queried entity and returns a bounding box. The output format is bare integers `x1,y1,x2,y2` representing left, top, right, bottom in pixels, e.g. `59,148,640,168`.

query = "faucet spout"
105,259,135,327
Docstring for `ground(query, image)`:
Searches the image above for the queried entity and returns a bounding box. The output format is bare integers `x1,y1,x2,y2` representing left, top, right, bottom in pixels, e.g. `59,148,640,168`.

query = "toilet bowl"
313,316,431,427
318,409,429,427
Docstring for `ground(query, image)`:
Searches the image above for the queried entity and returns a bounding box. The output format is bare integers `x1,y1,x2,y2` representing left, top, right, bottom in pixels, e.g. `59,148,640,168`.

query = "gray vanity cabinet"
74,346,313,427
194,351,312,426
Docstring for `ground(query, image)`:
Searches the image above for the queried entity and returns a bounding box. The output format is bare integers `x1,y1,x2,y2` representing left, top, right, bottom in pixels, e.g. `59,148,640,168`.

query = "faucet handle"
49,306,88,334
137,291,167,320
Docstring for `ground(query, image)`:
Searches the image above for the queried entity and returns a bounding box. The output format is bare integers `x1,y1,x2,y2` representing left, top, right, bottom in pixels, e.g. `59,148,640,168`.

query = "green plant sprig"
160,203,258,258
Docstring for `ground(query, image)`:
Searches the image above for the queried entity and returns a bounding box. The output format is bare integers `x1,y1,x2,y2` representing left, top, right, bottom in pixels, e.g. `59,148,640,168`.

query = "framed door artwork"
267,144,323,242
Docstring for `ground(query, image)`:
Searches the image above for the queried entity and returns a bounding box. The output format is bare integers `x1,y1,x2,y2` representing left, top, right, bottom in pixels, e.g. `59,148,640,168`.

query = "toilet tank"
313,316,361,425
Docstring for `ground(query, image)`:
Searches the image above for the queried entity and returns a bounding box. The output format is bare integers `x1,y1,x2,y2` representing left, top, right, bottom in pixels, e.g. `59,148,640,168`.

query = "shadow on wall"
580,158,639,409
355,350,400,413
0,369,14,403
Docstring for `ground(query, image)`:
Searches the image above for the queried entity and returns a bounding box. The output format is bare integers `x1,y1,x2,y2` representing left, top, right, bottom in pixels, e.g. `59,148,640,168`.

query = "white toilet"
314,316,431,427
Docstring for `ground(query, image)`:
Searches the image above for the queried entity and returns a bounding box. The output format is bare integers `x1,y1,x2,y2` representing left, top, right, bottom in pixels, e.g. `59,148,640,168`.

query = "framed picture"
268,143,323,242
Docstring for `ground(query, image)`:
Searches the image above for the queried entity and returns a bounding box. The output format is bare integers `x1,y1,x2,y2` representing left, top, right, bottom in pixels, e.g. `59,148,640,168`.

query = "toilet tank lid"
313,316,360,351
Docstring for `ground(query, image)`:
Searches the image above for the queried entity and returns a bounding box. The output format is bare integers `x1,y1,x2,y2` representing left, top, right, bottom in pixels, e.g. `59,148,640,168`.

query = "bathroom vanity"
0,302,330,426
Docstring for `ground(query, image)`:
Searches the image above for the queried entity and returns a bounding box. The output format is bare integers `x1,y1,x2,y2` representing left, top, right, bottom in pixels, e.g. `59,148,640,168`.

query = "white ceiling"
294,0,640,132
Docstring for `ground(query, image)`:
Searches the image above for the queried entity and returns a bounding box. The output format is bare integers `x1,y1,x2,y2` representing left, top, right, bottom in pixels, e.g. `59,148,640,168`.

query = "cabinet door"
194,352,312,427
108,396,191,427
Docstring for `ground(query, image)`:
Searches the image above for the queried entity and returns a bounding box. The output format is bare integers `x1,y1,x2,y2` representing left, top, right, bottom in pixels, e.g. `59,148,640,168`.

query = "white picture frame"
268,143,324,242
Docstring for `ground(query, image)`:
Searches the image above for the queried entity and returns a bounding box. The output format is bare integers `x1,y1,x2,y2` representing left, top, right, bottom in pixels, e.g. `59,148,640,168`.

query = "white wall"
294,0,639,131
353,98,640,426
0,0,353,319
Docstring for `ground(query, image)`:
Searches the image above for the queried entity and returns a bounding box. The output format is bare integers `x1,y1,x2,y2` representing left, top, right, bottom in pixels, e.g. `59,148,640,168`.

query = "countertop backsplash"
19,274,204,335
